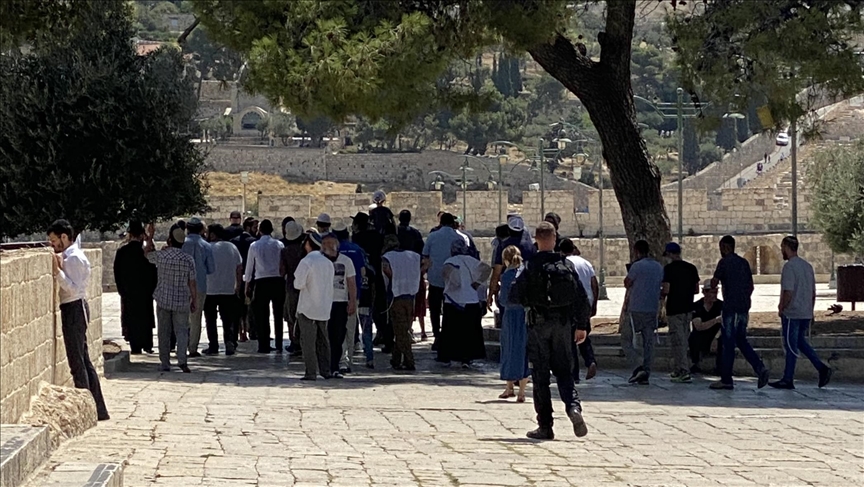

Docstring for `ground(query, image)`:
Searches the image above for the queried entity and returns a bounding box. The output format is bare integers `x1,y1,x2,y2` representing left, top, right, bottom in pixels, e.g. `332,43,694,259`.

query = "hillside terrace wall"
0,248,103,424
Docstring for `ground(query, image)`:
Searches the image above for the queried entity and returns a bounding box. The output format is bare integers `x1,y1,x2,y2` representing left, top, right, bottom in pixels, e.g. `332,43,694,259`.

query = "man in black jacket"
231,217,258,341
510,222,590,440
114,221,158,354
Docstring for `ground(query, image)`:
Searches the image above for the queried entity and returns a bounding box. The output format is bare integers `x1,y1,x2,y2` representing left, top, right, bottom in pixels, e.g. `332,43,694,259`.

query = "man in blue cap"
661,242,700,383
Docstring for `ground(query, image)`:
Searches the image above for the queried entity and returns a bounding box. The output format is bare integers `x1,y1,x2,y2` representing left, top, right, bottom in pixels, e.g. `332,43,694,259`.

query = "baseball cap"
283,221,304,241
316,213,331,225
507,215,525,232
702,279,714,291
663,242,682,256
229,211,242,219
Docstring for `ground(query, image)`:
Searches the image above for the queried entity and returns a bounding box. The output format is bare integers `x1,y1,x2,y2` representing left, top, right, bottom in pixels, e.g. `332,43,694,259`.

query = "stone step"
31,463,123,487
482,327,864,349
0,425,50,487
484,341,864,381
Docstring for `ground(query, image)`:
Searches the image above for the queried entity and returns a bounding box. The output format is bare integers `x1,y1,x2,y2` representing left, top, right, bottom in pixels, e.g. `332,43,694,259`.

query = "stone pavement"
26,339,864,486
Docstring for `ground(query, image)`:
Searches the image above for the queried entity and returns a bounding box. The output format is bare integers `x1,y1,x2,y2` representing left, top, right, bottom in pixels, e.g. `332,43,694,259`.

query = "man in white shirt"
294,232,335,380
245,219,286,353
204,224,243,356
48,219,109,421
321,233,357,379
560,239,599,381
382,235,421,371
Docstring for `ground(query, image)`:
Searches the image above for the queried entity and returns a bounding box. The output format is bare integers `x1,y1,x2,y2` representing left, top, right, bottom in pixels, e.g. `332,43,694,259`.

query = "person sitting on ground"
689,279,724,375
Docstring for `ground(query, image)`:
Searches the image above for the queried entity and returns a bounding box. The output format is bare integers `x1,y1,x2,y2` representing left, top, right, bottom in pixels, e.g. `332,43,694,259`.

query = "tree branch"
177,17,200,46
599,0,636,79
527,33,596,101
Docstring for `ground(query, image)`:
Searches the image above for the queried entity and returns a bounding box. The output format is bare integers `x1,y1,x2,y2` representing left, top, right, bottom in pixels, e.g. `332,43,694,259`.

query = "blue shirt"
713,253,753,314
182,234,215,294
626,257,664,313
339,239,367,300
493,233,535,266
422,226,463,288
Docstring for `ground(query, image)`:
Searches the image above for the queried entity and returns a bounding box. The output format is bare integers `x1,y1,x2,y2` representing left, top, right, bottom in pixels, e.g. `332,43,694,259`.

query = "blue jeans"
360,312,374,362
781,317,827,382
720,312,765,385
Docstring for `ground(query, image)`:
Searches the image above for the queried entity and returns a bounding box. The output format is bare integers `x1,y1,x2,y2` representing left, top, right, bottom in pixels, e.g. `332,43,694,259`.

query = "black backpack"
522,256,580,310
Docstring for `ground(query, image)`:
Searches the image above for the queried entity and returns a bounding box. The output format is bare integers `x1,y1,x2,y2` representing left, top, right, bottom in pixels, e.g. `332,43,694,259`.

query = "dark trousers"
60,300,109,419
572,335,597,379
428,285,445,338
373,276,392,349
329,302,349,372
204,294,239,352
689,323,722,372
253,277,285,352
720,312,765,385
121,296,154,353
527,321,581,429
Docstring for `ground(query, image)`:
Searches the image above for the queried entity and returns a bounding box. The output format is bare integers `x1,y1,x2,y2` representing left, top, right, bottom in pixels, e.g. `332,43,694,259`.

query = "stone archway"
233,106,269,134
743,243,783,275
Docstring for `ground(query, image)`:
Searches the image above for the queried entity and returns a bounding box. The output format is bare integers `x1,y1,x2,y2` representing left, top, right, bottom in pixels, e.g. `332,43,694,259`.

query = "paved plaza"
26,292,864,487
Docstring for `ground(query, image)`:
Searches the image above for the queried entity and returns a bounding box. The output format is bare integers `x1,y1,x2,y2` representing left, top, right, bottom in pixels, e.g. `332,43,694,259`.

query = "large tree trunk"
528,0,671,259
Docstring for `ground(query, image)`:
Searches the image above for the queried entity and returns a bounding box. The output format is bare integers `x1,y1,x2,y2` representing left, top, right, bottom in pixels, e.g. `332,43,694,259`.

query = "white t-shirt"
443,254,483,306
294,251,335,321
207,241,242,296
383,250,421,297
567,255,596,307
331,253,357,303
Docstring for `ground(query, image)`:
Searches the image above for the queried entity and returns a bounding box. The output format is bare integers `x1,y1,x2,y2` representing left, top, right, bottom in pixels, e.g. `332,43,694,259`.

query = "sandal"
498,390,515,399
516,393,526,403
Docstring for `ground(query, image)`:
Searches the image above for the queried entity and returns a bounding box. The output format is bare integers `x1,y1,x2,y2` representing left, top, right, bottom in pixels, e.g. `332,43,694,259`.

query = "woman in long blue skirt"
497,246,530,402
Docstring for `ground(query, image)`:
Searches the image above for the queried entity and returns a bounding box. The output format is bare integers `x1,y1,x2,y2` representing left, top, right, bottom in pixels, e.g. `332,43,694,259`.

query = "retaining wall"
0,249,103,424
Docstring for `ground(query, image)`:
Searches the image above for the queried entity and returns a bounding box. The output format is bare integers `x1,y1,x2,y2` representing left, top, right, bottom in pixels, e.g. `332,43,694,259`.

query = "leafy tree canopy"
0,0,207,238
808,140,864,261
669,0,864,124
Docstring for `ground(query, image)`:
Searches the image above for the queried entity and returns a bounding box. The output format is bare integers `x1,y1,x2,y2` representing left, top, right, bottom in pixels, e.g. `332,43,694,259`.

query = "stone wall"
472,233,852,278
0,248,103,424
203,195,244,221
259,195,313,222
452,192,506,233
519,187,814,238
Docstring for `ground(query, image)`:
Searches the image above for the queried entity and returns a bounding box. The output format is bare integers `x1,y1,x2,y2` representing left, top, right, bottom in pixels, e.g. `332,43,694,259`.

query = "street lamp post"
538,138,546,218
240,171,249,214
497,154,506,224
597,157,608,300
791,118,798,237
633,92,707,243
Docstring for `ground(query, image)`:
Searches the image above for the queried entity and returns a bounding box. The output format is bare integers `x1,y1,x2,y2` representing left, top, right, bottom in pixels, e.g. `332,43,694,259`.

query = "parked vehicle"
775,132,790,146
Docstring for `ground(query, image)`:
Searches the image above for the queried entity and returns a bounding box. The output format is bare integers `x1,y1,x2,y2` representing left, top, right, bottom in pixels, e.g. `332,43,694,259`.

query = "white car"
775,132,790,146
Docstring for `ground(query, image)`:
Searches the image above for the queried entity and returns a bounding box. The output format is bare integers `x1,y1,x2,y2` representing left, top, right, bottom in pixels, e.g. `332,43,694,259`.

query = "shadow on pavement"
108,341,864,413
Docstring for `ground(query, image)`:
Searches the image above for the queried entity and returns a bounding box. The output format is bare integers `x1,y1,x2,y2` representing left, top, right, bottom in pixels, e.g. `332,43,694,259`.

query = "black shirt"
370,206,395,235
397,225,424,254
224,224,243,241
663,259,701,315
692,298,723,324
352,229,384,269
113,240,157,299
713,253,754,313
231,232,257,268
493,232,535,266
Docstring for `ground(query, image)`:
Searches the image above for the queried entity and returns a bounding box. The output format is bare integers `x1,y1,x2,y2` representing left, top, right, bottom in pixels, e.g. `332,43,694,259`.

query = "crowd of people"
39,190,831,438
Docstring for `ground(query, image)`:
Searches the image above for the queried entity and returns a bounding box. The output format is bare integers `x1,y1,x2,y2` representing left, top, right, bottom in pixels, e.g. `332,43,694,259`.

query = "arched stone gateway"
743,242,783,275
233,106,268,133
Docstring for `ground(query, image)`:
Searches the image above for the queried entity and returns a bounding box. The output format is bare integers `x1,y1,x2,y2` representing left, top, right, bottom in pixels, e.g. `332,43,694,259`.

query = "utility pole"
539,138,546,218
676,87,684,243
791,118,798,237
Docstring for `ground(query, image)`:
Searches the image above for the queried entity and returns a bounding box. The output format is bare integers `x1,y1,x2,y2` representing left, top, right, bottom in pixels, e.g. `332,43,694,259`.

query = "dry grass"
204,172,358,208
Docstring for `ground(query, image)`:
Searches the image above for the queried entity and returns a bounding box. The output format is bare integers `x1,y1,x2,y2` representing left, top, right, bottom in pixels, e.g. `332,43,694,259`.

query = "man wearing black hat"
114,221,158,354
661,242,700,384
544,212,567,252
